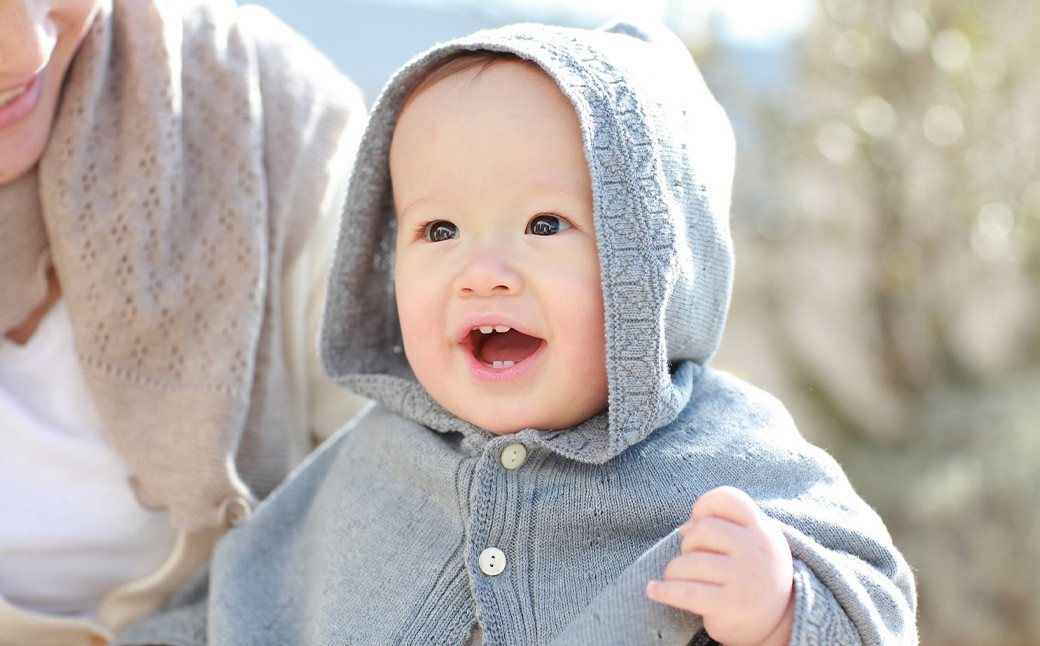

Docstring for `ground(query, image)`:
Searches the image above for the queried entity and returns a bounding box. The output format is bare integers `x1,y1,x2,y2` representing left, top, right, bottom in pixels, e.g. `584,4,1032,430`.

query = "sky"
250,0,816,104
394,0,817,45
681,0,815,43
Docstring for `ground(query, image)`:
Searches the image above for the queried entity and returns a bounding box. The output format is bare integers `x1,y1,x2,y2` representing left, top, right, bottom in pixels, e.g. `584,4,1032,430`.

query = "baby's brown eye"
526,214,570,236
424,220,459,242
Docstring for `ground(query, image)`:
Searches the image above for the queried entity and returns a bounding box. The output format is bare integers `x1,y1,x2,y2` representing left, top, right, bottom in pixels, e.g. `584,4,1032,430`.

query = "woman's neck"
5,267,61,345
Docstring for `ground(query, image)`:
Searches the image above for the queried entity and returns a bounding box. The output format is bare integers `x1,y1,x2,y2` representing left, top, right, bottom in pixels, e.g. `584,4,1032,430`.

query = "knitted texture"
321,20,735,464
117,372,917,646
22,0,360,530
117,20,916,646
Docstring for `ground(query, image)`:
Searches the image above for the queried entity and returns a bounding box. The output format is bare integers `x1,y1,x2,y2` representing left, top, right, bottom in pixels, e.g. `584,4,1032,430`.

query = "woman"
0,0,365,643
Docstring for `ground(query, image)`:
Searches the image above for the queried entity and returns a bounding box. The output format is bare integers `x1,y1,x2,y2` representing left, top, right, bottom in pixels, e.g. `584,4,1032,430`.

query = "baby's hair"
399,51,532,114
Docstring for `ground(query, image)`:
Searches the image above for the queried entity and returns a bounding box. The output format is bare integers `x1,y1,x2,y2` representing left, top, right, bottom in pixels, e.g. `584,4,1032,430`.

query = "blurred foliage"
700,0,1040,644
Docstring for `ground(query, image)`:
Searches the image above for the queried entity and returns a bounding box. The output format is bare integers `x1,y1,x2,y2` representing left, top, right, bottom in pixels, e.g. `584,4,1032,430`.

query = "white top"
0,193,367,645
0,299,178,619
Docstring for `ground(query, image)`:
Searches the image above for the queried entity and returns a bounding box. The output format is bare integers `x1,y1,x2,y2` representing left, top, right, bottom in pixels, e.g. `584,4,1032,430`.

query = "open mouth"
0,84,28,109
463,325,544,369
0,75,41,130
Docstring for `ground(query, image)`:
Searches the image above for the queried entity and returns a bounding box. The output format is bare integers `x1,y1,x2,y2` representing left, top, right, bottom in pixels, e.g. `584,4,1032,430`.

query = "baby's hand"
646,486,795,646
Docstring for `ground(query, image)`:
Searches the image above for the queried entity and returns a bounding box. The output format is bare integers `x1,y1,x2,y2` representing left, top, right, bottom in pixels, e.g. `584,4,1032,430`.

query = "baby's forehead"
402,53,544,107
391,54,578,147
389,53,583,180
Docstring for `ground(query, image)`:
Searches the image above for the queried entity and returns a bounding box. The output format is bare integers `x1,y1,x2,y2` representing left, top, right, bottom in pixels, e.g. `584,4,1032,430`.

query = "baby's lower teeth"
492,360,515,369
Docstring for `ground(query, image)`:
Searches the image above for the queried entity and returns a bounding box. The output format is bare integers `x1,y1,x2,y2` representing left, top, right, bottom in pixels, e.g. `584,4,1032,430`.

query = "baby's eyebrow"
391,185,447,221
393,196,438,223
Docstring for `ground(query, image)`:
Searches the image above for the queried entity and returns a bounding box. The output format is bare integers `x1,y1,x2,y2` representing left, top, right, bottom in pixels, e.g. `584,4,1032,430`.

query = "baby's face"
0,0,104,183
390,59,609,434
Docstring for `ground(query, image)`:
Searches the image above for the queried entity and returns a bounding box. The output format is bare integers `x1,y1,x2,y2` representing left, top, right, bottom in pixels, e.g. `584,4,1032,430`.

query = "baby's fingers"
690,486,760,526
662,551,730,586
679,516,744,555
646,579,725,616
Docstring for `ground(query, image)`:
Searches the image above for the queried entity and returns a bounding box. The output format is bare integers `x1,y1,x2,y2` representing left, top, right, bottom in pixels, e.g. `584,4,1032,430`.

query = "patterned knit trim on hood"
321,19,735,463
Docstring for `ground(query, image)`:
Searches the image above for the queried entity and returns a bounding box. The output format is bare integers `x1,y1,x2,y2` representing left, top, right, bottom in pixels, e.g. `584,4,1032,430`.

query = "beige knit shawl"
0,0,356,530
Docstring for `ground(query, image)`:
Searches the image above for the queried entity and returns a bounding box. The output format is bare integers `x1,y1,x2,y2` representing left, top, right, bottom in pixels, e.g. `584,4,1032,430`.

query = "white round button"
222,495,253,526
500,443,528,470
478,547,506,576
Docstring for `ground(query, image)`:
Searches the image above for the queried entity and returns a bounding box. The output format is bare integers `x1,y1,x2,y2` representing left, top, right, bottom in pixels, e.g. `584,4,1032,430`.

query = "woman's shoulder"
167,0,359,104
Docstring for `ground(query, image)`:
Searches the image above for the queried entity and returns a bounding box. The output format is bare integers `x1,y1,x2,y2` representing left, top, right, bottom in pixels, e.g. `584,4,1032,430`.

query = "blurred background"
249,1,1040,643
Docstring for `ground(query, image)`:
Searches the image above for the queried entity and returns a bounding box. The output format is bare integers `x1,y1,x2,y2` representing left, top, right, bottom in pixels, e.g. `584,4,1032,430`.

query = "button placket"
472,441,527,582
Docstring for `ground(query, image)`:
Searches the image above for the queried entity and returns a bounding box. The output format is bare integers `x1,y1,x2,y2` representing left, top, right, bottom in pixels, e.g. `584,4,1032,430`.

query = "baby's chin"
459,409,602,436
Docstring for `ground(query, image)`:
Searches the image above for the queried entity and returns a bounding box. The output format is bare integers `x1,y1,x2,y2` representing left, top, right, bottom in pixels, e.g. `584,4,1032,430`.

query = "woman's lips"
0,75,42,130
0,85,28,107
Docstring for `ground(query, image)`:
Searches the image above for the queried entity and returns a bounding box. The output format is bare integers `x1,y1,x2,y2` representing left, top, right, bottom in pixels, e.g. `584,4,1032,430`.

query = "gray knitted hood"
321,20,735,463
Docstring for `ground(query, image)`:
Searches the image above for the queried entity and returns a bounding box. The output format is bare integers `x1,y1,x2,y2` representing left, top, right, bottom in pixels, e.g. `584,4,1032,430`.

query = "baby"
117,20,916,646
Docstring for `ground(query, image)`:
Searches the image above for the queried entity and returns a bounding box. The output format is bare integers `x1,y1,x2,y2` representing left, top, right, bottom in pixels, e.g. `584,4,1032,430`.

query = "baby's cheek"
398,301,429,346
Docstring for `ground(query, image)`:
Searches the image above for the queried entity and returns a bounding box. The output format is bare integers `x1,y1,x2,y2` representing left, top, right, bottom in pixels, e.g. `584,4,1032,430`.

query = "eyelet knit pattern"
30,0,360,530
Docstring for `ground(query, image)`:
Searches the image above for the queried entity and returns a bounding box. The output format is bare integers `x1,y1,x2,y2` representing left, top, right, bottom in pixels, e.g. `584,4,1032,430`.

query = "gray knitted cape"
117,20,916,646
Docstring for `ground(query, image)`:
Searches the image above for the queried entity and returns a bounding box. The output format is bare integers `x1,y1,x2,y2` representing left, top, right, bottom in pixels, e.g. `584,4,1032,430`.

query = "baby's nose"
453,242,523,297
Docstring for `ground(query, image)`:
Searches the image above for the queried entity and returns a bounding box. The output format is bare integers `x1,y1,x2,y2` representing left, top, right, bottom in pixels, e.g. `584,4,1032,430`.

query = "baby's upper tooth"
477,325,512,334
